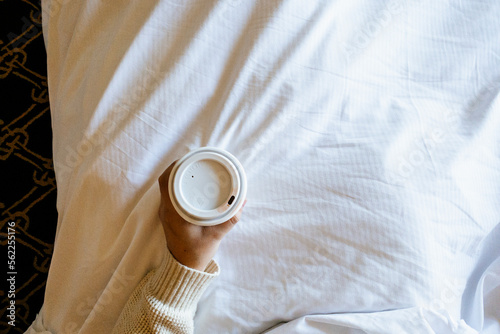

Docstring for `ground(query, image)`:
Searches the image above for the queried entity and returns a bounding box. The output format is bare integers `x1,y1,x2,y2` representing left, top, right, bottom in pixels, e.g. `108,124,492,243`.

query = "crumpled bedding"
32,0,500,333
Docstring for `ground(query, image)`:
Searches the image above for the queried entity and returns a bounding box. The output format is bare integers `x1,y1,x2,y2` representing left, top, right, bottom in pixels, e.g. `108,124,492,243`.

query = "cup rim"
168,147,247,226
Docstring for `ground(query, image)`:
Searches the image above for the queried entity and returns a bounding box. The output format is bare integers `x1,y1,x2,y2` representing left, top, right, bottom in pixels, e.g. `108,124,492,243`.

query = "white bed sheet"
33,0,500,333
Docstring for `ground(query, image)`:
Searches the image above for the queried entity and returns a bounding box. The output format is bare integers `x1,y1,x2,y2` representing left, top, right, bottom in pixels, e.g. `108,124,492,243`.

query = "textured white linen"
33,0,499,333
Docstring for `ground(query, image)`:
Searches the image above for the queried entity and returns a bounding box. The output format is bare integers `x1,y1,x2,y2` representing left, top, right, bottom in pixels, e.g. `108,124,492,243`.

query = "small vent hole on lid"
228,195,235,205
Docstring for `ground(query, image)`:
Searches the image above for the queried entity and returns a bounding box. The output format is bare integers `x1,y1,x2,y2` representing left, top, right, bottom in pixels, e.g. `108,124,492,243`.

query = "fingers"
214,199,247,235
228,208,243,225
227,199,246,226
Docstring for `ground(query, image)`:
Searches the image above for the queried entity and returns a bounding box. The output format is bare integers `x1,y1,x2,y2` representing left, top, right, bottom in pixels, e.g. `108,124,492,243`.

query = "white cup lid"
168,147,247,226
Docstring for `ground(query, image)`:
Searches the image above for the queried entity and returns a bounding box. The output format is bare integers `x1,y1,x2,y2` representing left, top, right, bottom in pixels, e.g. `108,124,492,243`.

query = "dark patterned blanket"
1,1,57,332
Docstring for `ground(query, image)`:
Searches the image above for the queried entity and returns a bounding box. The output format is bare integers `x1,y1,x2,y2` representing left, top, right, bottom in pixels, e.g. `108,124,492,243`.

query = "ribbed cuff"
149,251,219,312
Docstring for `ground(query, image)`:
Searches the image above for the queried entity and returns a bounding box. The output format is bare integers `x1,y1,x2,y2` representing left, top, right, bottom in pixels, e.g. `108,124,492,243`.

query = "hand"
158,161,246,271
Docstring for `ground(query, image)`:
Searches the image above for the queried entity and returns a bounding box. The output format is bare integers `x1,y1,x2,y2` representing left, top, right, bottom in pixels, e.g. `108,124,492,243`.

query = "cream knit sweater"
112,251,219,333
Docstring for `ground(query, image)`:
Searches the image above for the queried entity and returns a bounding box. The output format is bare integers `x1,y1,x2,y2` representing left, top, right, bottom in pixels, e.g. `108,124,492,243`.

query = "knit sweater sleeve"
112,251,219,334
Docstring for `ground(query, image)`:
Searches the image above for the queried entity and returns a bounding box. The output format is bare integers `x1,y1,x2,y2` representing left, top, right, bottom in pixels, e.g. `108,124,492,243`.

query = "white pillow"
37,0,500,333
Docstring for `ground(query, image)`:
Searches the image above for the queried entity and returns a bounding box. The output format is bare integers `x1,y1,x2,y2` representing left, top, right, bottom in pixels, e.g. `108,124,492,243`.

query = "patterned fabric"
0,0,57,332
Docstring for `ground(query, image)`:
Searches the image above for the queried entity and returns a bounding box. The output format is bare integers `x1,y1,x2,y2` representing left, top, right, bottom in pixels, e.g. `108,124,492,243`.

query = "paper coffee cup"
168,147,247,226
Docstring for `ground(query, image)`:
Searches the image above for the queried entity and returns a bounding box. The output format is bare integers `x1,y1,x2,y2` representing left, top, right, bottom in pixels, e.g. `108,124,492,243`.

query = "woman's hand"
158,161,246,271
